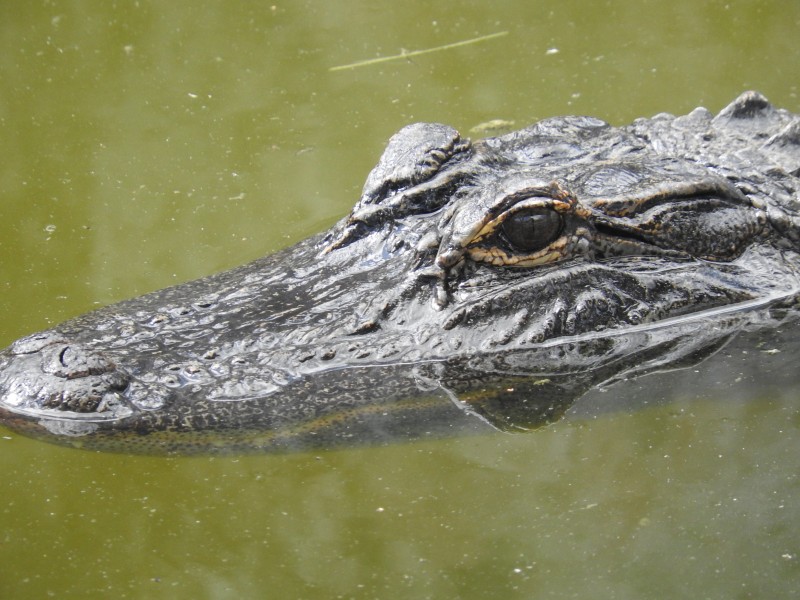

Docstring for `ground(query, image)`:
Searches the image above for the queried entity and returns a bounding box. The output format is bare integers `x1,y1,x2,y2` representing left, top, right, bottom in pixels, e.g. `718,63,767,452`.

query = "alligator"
1,91,799,454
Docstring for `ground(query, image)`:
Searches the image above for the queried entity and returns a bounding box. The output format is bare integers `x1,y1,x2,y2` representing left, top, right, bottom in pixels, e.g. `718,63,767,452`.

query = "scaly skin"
0,91,798,454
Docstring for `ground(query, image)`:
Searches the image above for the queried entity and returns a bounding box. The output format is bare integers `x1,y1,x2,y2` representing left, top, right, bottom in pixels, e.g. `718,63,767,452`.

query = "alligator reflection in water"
0,92,799,454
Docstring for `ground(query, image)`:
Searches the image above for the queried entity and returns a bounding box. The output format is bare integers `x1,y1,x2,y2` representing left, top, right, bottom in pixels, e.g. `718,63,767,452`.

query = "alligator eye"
501,208,563,252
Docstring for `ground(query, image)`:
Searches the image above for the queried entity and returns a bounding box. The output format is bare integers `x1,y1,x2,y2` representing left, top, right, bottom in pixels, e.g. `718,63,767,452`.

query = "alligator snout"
40,342,118,381
0,332,130,415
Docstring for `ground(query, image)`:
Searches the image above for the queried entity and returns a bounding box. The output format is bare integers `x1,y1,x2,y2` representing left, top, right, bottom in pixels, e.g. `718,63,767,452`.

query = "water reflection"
1,1,799,598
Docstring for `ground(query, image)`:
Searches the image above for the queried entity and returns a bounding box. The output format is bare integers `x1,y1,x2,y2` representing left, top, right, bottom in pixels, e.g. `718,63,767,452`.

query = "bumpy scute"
0,91,798,454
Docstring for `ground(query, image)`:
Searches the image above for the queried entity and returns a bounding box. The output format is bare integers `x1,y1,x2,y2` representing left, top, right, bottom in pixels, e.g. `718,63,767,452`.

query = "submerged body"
1,92,799,453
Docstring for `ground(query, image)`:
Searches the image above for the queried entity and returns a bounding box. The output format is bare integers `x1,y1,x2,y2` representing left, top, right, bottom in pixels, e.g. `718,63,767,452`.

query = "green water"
1,1,799,597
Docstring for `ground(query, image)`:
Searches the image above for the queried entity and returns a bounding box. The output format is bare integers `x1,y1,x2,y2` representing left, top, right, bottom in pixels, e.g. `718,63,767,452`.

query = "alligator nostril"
41,344,117,380
58,345,72,368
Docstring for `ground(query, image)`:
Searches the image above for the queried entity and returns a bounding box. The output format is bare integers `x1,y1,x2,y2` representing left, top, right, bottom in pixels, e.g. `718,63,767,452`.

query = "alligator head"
1,91,799,453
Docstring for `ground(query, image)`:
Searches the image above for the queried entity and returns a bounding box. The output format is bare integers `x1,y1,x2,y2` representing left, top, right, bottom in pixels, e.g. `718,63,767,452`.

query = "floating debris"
469,119,517,135
329,31,509,72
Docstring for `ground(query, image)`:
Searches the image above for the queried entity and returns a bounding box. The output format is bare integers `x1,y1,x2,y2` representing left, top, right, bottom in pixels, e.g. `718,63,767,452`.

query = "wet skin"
1,91,799,454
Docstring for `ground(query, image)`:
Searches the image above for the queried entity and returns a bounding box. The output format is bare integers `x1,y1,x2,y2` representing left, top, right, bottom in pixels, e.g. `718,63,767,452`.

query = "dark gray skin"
1,91,799,454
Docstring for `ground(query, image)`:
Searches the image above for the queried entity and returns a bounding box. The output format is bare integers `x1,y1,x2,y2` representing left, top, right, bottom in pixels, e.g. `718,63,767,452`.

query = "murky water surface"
1,1,799,597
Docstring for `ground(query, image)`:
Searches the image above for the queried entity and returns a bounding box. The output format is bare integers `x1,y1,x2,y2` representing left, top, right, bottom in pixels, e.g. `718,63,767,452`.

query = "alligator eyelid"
593,178,749,217
474,179,577,224
503,197,555,212
593,222,682,255
496,196,574,219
